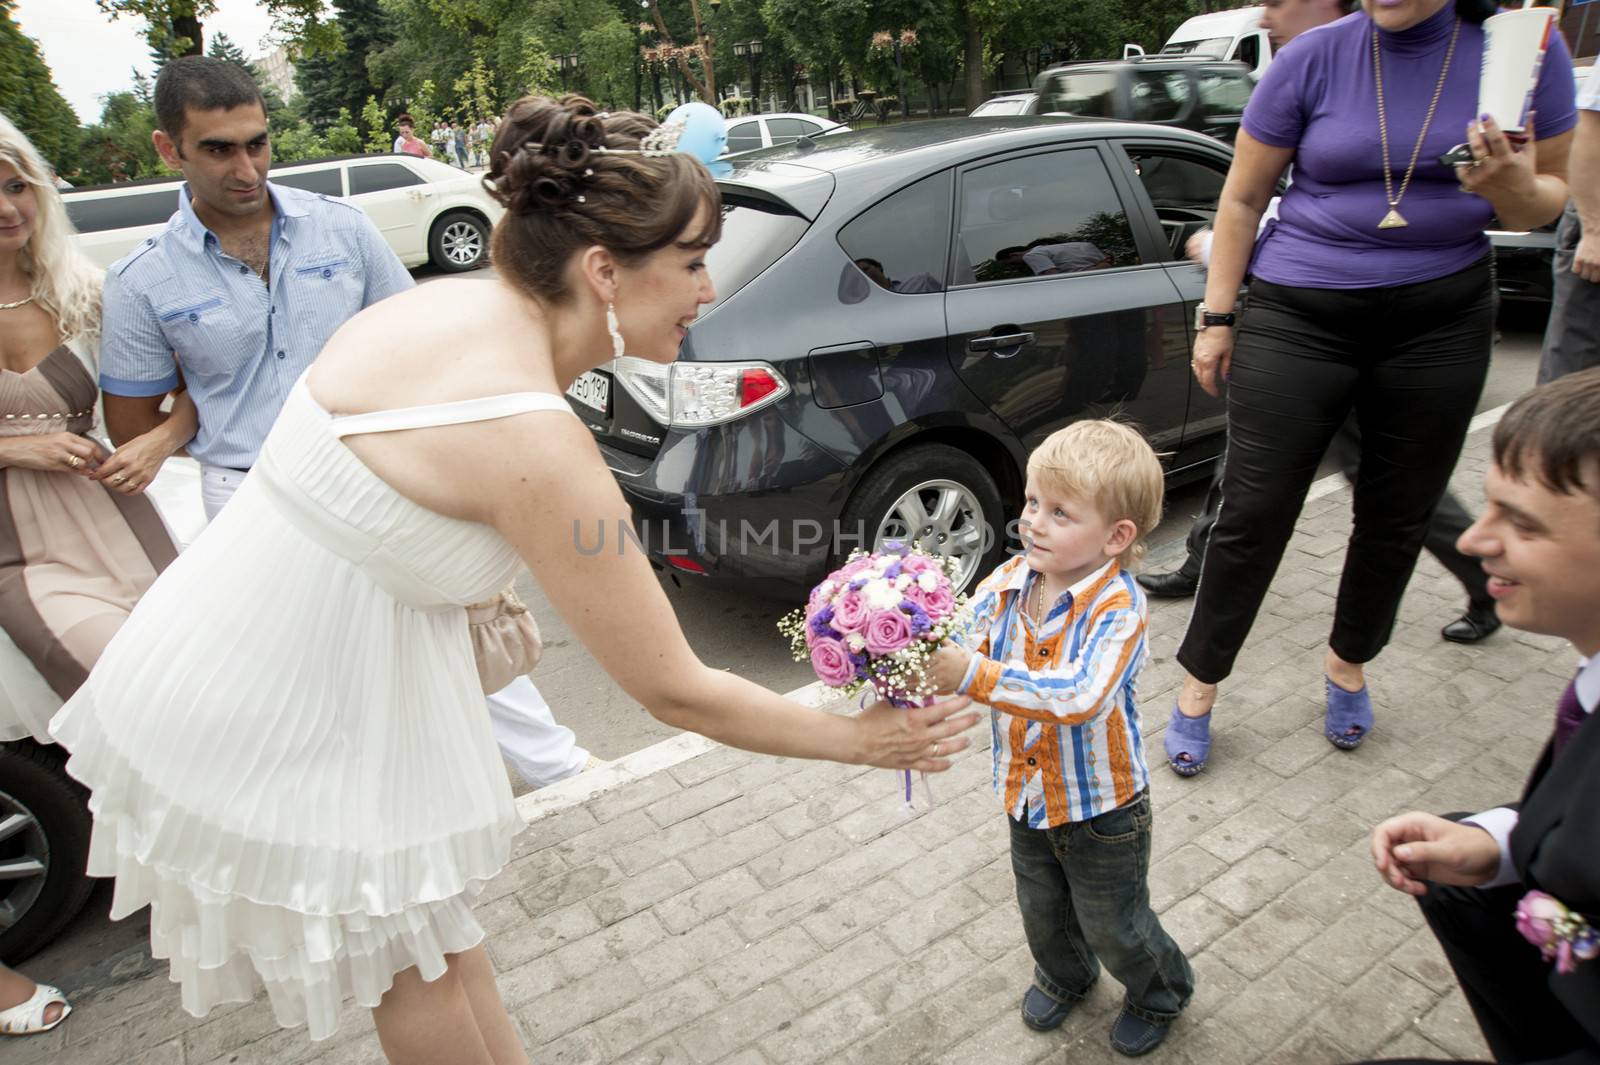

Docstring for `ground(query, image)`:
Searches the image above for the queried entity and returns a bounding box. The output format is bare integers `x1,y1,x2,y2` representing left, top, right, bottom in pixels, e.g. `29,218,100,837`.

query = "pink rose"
832,591,868,632
1516,891,1562,949
900,554,933,574
810,637,856,687
920,584,955,620
864,609,913,654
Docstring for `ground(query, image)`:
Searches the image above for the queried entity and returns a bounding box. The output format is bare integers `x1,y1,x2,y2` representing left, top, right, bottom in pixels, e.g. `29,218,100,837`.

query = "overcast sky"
14,0,280,125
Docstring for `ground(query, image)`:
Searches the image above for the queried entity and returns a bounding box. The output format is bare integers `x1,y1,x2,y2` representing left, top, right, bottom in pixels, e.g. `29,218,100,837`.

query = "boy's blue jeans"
1008,791,1194,1023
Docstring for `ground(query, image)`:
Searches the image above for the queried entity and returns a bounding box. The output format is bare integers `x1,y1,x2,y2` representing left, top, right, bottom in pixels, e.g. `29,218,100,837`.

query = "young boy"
928,420,1194,1056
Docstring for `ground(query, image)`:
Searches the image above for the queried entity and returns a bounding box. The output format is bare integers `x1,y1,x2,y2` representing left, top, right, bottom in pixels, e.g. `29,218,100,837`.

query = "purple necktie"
1553,678,1586,758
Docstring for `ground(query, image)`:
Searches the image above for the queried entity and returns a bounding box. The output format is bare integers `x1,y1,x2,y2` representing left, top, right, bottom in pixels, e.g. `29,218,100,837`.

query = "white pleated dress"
49,376,575,1040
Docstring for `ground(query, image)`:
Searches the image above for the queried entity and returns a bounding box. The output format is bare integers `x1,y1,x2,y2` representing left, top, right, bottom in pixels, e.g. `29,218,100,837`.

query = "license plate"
566,370,610,416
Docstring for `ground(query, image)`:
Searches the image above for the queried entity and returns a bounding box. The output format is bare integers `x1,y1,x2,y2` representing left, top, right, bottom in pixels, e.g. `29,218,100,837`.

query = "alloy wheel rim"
873,478,988,590
442,221,483,266
0,788,48,933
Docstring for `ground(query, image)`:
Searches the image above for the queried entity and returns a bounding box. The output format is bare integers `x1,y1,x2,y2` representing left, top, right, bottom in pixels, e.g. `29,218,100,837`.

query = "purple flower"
864,609,914,654
810,637,856,687
884,561,903,579
909,611,932,636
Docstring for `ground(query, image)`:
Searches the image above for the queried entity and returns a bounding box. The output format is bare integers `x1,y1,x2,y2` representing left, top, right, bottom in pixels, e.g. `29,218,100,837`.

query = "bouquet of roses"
778,542,970,805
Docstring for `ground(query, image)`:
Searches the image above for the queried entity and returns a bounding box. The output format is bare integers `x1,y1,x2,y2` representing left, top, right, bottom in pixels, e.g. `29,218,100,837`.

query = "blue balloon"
663,102,727,165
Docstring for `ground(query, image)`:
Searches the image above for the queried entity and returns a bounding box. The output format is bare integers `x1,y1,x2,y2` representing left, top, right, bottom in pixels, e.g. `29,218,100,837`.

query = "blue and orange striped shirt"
954,556,1150,828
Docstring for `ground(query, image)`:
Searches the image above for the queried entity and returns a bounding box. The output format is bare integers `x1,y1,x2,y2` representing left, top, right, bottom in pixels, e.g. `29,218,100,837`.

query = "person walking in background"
94,57,593,791
452,121,469,168
431,120,448,161
1140,0,1497,647
1537,66,1600,385
48,93,979,1063
1165,0,1577,778
1367,368,1600,1063
393,113,428,158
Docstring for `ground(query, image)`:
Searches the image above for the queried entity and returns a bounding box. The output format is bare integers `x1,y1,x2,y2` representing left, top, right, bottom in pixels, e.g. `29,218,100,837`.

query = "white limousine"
65,153,504,273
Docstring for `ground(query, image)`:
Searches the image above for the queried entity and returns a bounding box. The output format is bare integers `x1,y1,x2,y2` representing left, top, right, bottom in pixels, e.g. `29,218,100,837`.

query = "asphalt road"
25,269,1549,984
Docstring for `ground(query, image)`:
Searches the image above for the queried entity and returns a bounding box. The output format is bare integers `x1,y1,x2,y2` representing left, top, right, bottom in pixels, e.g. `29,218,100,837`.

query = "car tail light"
613,357,790,428
666,555,707,573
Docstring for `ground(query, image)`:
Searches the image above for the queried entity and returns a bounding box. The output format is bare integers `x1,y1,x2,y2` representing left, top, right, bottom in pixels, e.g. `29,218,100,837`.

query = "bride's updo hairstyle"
486,94,722,303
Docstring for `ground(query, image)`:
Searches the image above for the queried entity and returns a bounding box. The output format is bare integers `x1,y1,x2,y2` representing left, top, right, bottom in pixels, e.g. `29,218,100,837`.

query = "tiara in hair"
522,114,686,160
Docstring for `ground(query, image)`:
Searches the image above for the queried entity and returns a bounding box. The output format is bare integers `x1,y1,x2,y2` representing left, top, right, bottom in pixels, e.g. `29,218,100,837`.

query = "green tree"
205,29,250,65
0,0,82,173
97,0,216,58
451,53,497,124
78,91,168,184
360,94,391,152
324,106,361,152
271,119,329,162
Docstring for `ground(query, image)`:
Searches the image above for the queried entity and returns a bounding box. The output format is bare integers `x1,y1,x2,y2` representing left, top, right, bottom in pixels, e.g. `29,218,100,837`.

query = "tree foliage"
97,0,216,58
0,0,82,173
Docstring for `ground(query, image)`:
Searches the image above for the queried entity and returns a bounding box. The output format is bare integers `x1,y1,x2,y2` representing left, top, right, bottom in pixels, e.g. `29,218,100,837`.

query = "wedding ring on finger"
112,474,127,485
66,454,82,469
930,740,941,758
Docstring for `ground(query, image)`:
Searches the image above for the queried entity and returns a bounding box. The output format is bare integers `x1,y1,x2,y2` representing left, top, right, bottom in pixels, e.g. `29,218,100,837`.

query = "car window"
973,98,1027,116
62,188,181,234
1041,72,1118,118
271,166,343,197
1126,150,1229,260
1235,34,1261,70
1161,36,1232,58
1195,69,1254,117
955,149,1140,284
347,162,424,195
726,121,763,153
765,118,810,144
1129,70,1191,122
702,195,812,309
837,170,953,296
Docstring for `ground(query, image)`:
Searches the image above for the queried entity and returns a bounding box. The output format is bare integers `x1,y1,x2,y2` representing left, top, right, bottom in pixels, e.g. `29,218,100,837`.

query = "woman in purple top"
1165,0,1576,777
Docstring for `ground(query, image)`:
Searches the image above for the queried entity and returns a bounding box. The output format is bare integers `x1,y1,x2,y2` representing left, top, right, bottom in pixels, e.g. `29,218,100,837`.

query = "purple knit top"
1242,5,1576,289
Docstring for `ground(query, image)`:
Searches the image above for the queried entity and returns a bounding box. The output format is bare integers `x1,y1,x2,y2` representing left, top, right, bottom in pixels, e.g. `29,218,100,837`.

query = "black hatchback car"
1032,57,1256,143
565,118,1232,595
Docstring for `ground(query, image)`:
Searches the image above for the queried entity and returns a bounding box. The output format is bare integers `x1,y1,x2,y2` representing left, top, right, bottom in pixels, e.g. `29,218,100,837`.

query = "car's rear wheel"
838,443,1008,594
0,742,93,964
429,211,490,272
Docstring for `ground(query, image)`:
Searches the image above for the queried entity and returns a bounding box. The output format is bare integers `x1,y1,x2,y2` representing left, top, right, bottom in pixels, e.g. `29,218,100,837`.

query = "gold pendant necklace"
1373,18,1461,230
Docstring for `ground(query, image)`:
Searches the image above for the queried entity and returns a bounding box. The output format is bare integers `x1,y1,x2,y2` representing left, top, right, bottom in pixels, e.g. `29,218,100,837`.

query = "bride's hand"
855,694,980,772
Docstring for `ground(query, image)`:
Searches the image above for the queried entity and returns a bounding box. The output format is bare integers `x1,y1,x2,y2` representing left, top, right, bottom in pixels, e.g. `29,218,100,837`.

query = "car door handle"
968,331,1035,354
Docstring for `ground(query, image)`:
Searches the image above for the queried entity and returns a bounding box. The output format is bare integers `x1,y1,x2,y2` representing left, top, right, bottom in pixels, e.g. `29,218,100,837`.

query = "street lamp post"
892,37,908,119
557,53,579,93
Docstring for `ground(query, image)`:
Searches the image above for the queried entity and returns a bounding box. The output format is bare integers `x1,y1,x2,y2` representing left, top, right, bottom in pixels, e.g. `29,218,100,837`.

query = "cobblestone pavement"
9,418,1570,1065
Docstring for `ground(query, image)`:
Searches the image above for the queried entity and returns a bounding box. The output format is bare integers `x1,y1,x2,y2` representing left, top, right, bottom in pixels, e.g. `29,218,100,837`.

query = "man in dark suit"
1368,367,1600,1063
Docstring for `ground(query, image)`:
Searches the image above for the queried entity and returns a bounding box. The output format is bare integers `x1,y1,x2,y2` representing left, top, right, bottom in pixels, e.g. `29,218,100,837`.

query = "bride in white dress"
47,95,979,1065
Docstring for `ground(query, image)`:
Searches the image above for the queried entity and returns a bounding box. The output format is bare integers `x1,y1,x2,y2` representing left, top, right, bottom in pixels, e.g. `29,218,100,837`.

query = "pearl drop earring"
606,302,625,358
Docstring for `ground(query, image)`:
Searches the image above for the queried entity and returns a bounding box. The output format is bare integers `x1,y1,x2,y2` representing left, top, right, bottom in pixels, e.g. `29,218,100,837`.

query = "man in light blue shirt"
99,57,591,788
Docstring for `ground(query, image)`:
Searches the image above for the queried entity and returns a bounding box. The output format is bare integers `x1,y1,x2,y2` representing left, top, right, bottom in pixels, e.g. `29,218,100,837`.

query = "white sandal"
0,983,71,1035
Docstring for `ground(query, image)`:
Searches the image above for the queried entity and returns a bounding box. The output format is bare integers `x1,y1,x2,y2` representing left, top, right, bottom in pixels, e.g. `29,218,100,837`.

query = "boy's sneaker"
1020,985,1077,1031
1109,1007,1170,1057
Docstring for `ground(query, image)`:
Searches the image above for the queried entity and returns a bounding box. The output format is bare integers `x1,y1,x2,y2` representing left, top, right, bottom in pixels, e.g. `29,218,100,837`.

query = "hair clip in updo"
521,102,727,167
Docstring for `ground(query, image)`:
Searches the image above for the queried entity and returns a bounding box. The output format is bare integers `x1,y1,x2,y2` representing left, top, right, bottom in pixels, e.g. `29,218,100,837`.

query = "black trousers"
1177,259,1493,684
1175,421,1490,609
1349,881,1600,1064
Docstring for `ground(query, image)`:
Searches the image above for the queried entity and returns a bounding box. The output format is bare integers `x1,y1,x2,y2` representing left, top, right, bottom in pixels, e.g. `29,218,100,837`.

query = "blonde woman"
0,115,197,1032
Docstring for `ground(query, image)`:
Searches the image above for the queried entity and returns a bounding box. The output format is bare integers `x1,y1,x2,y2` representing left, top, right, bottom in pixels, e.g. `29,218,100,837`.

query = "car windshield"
1161,36,1233,58
703,195,812,311
972,98,1029,116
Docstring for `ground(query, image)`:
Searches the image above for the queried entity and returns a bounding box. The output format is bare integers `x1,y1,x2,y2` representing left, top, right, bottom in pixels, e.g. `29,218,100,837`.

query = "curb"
515,402,1512,825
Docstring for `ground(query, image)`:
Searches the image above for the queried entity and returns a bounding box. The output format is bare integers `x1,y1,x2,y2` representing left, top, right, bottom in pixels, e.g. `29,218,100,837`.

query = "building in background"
253,45,297,102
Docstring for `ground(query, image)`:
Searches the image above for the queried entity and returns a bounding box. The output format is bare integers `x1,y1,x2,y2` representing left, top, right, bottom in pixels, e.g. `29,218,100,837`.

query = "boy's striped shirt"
955,556,1150,827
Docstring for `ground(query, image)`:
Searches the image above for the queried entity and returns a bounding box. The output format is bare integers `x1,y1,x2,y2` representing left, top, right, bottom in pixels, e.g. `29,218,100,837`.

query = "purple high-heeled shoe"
1163,705,1212,777
1324,678,1373,750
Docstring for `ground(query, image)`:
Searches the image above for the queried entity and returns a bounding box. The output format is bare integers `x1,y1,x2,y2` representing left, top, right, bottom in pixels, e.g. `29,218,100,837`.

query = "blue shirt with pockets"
99,181,415,471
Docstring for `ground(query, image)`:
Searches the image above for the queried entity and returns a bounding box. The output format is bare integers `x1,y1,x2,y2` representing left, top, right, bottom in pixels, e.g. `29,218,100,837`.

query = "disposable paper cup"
1478,6,1558,133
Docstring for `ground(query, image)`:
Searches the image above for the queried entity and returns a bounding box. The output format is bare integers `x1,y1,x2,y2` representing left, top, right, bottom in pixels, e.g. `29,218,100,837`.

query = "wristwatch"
1195,304,1236,331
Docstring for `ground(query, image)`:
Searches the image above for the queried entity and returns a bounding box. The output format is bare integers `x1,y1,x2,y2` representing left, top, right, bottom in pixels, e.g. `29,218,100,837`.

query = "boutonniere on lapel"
1516,891,1600,974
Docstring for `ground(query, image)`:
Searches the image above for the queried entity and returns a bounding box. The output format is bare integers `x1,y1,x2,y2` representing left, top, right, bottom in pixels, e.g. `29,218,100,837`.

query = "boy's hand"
926,641,974,694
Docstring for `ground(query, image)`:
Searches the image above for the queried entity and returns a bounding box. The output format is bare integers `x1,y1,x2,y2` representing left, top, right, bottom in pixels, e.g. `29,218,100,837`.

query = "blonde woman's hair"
0,112,102,340
1027,420,1165,566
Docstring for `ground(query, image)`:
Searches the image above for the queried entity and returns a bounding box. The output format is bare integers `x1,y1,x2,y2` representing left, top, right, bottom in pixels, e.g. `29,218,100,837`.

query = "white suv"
65,154,503,273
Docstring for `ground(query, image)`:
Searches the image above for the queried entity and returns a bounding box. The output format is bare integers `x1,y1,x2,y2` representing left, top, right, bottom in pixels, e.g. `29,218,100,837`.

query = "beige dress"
0,341,177,741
